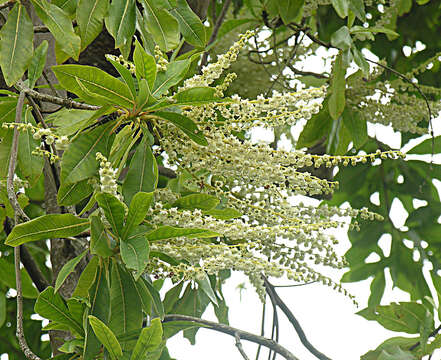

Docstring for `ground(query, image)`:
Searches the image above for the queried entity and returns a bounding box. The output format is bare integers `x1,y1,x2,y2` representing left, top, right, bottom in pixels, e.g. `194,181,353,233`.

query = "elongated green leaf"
60,122,113,185
17,109,44,186
121,227,150,280
196,274,218,306
72,255,99,302
31,0,81,60
328,53,346,120
169,0,206,47
341,106,367,148
407,136,441,154
331,26,352,51
134,39,157,89
331,0,349,18
203,207,242,220
35,286,84,336
46,108,96,137
55,250,88,293
123,192,154,239
277,0,304,25
138,277,164,319
146,226,219,241
109,261,143,336
131,318,163,360
90,215,113,257
52,0,78,15
0,4,33,86
351,45,369,75
133,276,152,316
141,0,179,52
122,136,158,204
28,40,48,89
349,0,366,21
0,258,38,299
0,291,5,328
83,262,110,358
368,271,386,310
53,64,134,108
107,57,137,100
173,193,219,210
156,111,208,146
105,0,136,48
77,0,108,49
152,59,190,97
5,214,89,246
174,87,223,106
57,179,94,206
96,192,125,236
89,315,123,360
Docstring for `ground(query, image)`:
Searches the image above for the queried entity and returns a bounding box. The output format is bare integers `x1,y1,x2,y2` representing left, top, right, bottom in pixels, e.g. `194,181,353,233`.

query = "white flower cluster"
154,46,168,72
96,152,119,197
181,30,254,90
105,54,136,75
183,87,325,131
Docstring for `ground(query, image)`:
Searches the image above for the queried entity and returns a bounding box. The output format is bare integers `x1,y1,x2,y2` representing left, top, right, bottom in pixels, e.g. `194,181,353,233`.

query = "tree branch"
235,332,251,360
163,314,299,360
263,276,333,360
7,91,41,360
200,0,232,67
15,81,100,111
20,246,49,292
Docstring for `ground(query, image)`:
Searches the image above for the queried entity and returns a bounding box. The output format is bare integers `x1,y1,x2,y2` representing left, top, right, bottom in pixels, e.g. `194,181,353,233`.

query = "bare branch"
163,314,299,360
7,91,41,360
235,332,251,360
263,277,332,360
200,0,232,67
15,81,100,111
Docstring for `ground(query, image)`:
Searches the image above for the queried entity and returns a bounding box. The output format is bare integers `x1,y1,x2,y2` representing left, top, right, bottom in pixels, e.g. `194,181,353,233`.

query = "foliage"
0,0,440,360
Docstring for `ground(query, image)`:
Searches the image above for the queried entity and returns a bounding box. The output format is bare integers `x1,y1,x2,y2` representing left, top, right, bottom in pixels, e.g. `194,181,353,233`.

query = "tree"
0,0,440,359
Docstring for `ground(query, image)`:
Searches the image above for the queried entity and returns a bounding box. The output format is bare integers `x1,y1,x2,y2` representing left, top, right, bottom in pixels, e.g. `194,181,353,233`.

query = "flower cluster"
154,46,168,72
96,152,119,198
105,54,136,75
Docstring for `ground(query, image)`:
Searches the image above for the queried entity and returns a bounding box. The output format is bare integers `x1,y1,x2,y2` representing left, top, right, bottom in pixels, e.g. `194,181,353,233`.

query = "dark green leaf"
96,192,126,236
90,215,114,257
89,315,123,360
55,249,88,293
77,0,108,49
133,39,157,89
152,59,190,97
342,106,367,148
331,26,352,51
131,318,163,360
368,271,385,310
331,0,349,18
123,192,154,240
0,258,38,298
328,53,346,120
169,0,207,47
6,214,89,246
28,40,48,89
173,193,219,210
57,179,94,206
121,227,150,281
277,0,304,25
0,3,33,86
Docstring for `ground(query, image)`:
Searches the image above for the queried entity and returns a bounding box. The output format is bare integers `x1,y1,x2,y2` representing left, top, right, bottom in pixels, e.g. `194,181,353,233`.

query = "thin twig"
200,0,232,67
409,324,441,351
235,332,251,360
42,70,59,97
263,276,332,360
256,302,266,360
15,81,100,111
7,91,41,360
163,314,299,360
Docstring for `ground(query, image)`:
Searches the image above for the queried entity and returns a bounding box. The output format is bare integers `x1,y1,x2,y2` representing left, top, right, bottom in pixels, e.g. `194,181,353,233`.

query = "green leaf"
90,215,114,257
72,255,99,302
109,261,143,337
331,0,349,18
123,192,154,239
83,262,110,358
121,227,150,280
137,277,164,319
203,207,242,220
152,59,190,97
131,318,163,360
331,26,352,51
77,0,108,49
17,108,44,185
173,87,223,106
140,0,180,52
28,40,48,89
105,0,136,48
35,286,84,337
0,258,38,298
146,226,220,241
328,53,346,121
0,3,33,86
96,192,126,236
0,291,5,328
277,0,304,25
378,346,416,360
196,274,218,306
57,179,94,206
349,0,366,21
53,64,135,108
89,315,123,360
133,39,157,89
351,45,369,75
52,0,78,16
368,271,386,310
46,108,96,137
173,193,219,210
5,214,89,246
169,0,207,48
107,58,137,100
297,98,332,149
55,250,88,293
122,136,158,204
341,107,367,148
407,136,441,154
60,122,113,185
31,0,81,60
156,111,208,146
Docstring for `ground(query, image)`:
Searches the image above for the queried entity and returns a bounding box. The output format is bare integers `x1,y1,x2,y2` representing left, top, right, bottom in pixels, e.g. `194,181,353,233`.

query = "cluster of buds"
96,152,119,196
105,54,136,75
154,45,168,72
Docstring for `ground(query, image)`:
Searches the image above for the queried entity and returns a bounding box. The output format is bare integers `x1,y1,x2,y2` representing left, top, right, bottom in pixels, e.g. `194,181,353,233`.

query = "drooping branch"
163,314,299,360
15,81,100,111
7,91,42,360
235,332,251,360
263,276,333,360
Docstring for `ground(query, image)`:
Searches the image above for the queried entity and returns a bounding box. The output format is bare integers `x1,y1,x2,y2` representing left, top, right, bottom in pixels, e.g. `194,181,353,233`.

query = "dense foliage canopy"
0,0,441,359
